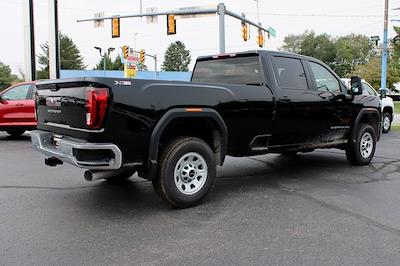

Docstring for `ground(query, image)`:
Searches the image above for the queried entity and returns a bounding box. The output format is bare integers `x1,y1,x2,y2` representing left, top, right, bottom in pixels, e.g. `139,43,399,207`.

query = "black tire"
382,112,392,133
104,170,135,183
6,129,25,137
280,151,298,156
153,137,216,208
346,123,376,166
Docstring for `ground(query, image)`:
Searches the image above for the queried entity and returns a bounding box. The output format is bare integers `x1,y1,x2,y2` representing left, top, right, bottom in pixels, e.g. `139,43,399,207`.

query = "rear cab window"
191,54,265,86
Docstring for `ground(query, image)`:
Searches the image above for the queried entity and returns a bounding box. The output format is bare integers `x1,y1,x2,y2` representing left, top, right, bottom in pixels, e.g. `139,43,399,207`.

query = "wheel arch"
142,108,228,180
351,108,381,142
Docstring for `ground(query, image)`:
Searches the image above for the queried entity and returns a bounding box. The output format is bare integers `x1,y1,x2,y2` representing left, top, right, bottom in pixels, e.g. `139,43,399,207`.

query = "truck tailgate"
35,79,110,132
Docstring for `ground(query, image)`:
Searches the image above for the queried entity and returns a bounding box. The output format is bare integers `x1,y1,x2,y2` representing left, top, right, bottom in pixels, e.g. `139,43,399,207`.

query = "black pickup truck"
31,50,381,208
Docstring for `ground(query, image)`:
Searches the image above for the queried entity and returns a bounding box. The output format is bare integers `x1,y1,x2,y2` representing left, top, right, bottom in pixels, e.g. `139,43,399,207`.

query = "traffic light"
257,29,264,48
111,17,120,38
241,21,249,41
139,49,145,63
167,14,176,35
122,45,129,59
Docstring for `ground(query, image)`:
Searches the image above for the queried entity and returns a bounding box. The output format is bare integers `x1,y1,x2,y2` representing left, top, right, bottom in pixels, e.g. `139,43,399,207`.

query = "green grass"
395,102,400,114
392,124,400,132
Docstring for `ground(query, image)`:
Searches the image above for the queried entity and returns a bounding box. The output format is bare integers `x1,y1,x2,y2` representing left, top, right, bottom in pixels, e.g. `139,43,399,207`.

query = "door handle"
16,104,24,107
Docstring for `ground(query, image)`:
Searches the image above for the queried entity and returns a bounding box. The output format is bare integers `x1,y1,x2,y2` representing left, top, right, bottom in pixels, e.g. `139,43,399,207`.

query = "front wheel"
382,112,392,133
153,137,216,208
346,123,376,165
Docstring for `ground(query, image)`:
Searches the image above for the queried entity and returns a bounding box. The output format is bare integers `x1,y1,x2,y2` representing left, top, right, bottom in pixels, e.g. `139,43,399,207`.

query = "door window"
309,62,341,93
272,57,308,90
2,85,31,100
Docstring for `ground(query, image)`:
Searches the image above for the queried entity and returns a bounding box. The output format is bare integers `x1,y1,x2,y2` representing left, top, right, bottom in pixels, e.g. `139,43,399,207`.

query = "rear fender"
143,108,228,180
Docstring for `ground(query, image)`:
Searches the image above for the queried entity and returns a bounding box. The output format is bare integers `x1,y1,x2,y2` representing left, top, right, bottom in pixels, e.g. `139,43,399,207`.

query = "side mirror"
0,95,5,103
350,76,363,95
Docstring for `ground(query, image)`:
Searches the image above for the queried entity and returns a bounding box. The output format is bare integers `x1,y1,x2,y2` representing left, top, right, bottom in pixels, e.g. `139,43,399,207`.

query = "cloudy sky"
1,0,399,75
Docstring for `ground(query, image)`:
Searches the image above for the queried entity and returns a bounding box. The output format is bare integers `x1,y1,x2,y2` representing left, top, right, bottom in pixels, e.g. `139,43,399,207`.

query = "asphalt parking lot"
0,131,400,265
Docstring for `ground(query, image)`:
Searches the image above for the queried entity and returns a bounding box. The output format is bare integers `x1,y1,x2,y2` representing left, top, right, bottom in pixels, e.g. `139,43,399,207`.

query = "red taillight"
86,88,108,129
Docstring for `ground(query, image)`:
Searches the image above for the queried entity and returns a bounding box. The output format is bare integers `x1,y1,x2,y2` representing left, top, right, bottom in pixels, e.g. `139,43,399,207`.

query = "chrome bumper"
31,130,122,170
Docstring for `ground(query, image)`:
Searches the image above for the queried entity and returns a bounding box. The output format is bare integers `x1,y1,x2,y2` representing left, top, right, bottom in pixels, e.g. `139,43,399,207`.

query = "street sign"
267,26,276,38
174,5,216,19
146,7,158,24
94,12,104,28
124,51,139,78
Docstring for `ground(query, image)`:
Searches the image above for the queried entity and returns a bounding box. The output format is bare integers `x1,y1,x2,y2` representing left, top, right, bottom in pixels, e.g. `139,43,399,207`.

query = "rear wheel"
6,129,25,137
346,123,376,165
382,112,392,133
153,137,216,208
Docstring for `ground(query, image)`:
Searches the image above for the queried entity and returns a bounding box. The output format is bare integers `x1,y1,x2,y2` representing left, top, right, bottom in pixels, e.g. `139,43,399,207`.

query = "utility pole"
217,3,226,54
381,0,389,91
49,0,60,79
23,0,36,81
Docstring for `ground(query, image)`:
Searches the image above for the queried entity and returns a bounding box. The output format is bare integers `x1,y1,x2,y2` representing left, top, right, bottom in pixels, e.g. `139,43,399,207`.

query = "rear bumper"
31,130,122,170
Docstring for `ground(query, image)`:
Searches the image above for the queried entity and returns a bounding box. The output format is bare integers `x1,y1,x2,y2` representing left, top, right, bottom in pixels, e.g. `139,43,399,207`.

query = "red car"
0,81,36,137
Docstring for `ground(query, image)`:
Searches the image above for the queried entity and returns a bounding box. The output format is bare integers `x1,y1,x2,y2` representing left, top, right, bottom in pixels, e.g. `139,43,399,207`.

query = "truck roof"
196,50,317,62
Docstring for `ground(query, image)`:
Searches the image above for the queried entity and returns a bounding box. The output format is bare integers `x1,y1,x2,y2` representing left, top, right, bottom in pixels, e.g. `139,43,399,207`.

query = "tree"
281,31,336,68
281,31,310,54
94,54,126,71
351,57,400,90
37,33,86,79
281,31,375,76
137,62,148,71
94,55,114,71
113,55,124,70
334,34,375,77
0,62,20,91
161,41,191,71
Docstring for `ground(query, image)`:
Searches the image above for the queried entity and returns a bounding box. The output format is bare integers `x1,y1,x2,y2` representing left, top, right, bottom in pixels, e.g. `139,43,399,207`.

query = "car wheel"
153,137,216,208
6,129,25,137
346,123,376,166
382,112,392,133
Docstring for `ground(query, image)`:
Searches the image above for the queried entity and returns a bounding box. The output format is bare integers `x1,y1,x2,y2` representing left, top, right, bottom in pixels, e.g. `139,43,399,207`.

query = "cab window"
272,57,308,90
1,84,31,100
309,62,341,93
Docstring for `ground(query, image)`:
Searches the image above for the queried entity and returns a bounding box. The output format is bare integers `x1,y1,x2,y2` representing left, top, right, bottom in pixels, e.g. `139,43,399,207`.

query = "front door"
0,84,32,125
307,61,352,141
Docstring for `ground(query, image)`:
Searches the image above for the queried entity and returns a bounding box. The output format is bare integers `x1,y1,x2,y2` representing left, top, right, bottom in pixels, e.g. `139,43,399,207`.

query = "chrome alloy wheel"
383,115,391,131
360,132,373,158
174,152,208,195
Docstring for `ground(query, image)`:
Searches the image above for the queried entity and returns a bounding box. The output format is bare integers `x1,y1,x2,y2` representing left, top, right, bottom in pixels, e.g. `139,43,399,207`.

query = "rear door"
0,84,32,124
269,55,321,146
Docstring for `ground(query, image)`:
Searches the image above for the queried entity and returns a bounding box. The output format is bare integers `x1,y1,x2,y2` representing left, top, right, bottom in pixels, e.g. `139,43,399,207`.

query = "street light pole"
381,0,389,91
94,47,114,77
